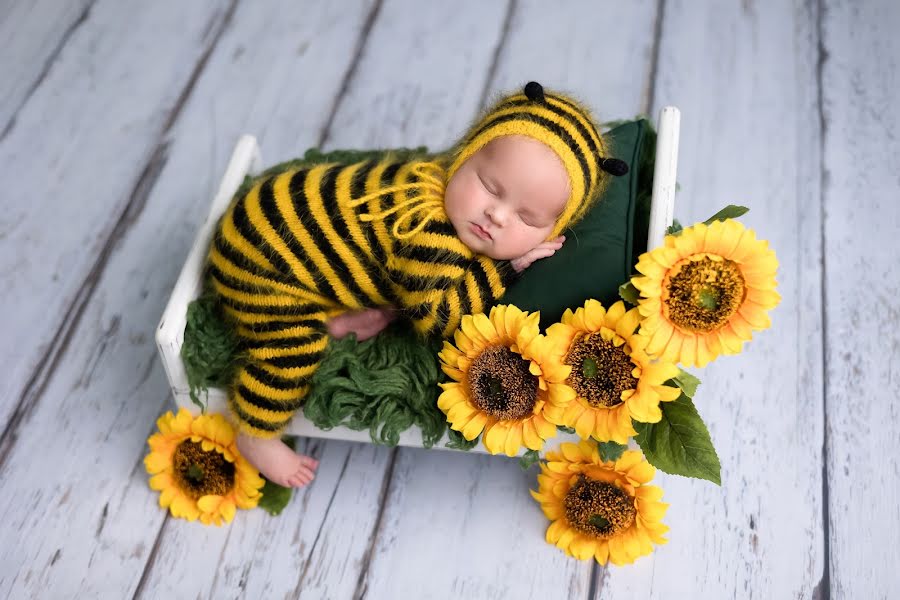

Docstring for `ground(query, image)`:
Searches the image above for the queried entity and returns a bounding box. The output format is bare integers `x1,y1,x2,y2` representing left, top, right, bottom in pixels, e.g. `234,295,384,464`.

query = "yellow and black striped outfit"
207,82,623,438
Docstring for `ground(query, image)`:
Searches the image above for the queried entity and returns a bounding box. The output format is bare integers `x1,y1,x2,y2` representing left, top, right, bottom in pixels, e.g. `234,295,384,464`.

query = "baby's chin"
450,219,518,260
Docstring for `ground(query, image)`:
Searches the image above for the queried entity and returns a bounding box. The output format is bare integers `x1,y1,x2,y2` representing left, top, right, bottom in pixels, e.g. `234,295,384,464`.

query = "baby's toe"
299,455,319,470
288,473,309,488
294,466,315,483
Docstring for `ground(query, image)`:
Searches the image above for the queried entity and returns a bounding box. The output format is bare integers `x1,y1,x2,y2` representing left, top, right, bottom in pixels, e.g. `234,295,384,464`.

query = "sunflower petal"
504,425,524,457
461,412,488,440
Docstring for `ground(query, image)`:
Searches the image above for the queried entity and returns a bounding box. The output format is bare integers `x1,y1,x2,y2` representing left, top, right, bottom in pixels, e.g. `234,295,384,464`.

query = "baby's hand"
510,236,565,273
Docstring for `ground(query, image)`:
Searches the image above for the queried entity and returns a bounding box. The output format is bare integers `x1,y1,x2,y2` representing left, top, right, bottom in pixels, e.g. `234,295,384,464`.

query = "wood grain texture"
138,441,396,599
360,449,592,599
4,0,898,596
488,0,660,119
0,0,377,597
0,0,94,135
597,0,826,596
357,2,660,598
0,0,234,443
323,0,508,152
821,0,900,598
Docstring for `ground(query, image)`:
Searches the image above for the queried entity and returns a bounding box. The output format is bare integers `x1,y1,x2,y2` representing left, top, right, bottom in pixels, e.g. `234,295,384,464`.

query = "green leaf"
666,219,684,236
258,479,293,516
597,440,627,462
632,393,721,485
445,428,479,451
618,281,640,305
668,369,701,398
556,425,576,434
702,205,749,225
519,449,542,470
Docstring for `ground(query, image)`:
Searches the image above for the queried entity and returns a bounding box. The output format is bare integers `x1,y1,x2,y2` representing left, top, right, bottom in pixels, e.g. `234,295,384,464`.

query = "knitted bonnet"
446,81,627,236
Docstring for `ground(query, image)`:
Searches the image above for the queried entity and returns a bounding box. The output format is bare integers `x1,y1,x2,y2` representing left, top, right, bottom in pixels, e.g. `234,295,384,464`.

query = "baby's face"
444,135,570,260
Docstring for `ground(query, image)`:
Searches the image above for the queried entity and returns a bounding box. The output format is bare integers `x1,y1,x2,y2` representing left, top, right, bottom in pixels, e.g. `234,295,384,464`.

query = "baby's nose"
485,205,505,226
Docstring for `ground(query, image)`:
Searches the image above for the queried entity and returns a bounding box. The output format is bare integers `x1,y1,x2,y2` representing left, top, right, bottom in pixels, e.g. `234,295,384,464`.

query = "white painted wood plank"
821,1,900,598
487,0,660,119
322,0,507,152
0,0,92,132
358,2,660,598
0,0,232,430
360,450,591,599
0,0,378,597
140,440,394,600
597,0,826,597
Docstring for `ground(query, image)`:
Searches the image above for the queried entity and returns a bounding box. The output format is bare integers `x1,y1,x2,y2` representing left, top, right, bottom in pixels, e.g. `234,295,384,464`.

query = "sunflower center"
564,332,637,408
467,346,538,420
564,475,636,539
172,440,235,499
664,257,746,332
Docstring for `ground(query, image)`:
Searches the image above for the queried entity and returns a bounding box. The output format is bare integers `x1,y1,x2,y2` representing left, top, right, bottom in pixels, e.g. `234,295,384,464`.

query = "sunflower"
144,408,265,525
544,300,681,444
631,218,780,367
530,441,668,565
437,304,575,456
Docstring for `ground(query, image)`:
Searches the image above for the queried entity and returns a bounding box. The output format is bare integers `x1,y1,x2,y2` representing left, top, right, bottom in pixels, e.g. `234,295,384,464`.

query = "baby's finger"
535,241,563,251
527,247,558,261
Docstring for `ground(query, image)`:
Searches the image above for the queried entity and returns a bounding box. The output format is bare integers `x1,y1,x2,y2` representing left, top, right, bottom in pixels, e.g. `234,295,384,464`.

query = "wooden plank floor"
0,1,897,598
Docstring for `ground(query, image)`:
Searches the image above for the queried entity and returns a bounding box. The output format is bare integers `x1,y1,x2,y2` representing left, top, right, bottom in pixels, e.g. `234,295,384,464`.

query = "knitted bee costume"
208,82,626,438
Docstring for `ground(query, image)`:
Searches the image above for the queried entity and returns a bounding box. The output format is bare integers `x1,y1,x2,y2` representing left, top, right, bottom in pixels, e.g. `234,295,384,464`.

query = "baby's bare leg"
327,306,397,341
236,431,319,488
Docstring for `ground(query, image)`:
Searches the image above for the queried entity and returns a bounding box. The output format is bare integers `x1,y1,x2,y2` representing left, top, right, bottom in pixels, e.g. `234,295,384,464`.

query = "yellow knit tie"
348,161,446,240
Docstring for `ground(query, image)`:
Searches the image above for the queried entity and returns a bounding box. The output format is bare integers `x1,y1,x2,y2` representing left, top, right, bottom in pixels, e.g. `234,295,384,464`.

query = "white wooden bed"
155,108,681,451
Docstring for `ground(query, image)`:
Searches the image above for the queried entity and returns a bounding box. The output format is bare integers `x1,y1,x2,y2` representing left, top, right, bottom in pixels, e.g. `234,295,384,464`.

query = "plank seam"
291,448,355,598
205,521,236,597
644,0,666,115
477,0,517,110
0,0,98,142
317,0,385,149
351,447,399,600
586,562,600,599
130,516,170,600
814,0,831,597
0,0,240,471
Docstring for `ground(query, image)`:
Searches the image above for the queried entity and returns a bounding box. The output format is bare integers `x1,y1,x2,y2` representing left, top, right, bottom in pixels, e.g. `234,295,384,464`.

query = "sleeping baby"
206,81,627,487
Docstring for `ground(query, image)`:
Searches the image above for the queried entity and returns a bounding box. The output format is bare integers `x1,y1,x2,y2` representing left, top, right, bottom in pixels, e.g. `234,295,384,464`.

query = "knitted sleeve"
388,232,519,338
432,255,519,337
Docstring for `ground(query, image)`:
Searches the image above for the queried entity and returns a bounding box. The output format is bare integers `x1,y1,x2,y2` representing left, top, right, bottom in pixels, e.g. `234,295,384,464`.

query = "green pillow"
501,119,656,327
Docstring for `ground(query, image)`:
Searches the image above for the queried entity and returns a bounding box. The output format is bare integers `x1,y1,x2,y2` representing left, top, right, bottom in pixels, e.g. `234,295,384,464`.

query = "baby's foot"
236,432,319,488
